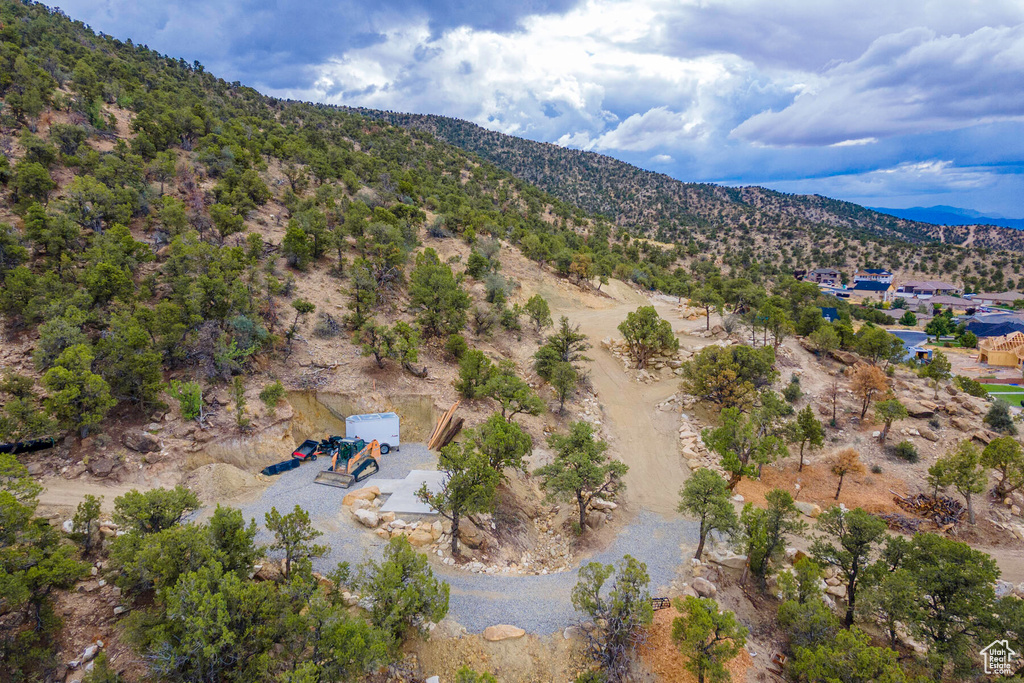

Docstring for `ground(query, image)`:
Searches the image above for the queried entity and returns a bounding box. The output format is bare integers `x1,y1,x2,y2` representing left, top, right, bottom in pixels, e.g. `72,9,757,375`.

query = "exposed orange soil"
639,604,753,683
735,460,905,515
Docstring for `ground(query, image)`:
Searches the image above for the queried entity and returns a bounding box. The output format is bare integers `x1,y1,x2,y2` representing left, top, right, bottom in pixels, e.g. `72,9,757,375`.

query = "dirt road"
531,278,689,515
37,477,156,515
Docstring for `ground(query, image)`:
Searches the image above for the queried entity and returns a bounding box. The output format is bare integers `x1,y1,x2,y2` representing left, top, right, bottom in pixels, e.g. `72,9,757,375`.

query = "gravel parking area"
237,443,699,634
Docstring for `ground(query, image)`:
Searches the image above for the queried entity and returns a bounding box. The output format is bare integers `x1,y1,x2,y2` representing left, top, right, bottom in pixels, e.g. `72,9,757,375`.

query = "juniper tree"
417,441,500,555
678,469,737,559
536,421,628,530
617,305,678,369
571,555,653,682
264,504,328,578
672,596,747,683
810,506,889,628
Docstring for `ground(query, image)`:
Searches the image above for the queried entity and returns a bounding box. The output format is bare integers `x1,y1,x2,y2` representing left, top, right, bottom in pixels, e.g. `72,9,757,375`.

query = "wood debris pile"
892,491,965,530
877,512,924,533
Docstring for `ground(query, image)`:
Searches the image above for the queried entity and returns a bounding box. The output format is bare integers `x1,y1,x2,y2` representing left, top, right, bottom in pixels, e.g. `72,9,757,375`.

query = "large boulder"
972,431,996,445
918,427,939,442
995,580,1015,599
353,509,379,528
586,511,606,529
407,529,434,547
825,584,847,599
87,457,118,478
254,563,283,582
950,417,974,432
829,350,860,366
343,487,380,506
692,577,717,598
904,402,934,419
483,625,526,641
458,522,488,549
794,501,821,518
122,431,160,453
708,551,748,571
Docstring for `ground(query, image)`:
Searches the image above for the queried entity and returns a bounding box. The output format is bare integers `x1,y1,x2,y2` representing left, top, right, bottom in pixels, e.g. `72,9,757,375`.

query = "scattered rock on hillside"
950,417,973,432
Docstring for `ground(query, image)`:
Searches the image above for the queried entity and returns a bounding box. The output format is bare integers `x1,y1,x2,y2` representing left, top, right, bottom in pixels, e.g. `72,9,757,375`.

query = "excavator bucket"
313,470,356,488
314,440,382,489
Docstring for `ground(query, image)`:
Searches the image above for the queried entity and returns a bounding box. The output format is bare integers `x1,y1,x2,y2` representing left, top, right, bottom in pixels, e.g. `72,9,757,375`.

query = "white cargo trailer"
345,412,400,453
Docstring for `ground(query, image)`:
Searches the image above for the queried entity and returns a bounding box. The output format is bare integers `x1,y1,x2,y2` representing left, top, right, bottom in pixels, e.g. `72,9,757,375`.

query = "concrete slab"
377,470,445,514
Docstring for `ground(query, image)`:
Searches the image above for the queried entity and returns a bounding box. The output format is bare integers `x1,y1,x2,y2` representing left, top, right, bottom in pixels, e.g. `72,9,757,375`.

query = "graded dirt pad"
639,604,752,683
182,462,269,505
408,628,592,683
735,460,904,515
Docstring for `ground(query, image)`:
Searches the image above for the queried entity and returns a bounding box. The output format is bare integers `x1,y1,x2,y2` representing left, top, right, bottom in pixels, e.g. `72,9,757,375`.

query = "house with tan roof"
896,280,961,297
971,291,1024,307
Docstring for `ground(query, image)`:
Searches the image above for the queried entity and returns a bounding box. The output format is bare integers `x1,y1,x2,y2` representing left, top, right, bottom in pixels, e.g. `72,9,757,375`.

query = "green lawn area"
986,385,1024,407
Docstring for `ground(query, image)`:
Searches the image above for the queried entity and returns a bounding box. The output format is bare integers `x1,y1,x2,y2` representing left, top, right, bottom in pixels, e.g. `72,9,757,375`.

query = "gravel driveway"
237,443,699,634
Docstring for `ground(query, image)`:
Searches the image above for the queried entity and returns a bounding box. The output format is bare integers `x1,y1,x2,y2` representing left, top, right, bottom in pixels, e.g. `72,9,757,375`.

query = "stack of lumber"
427,401,463,450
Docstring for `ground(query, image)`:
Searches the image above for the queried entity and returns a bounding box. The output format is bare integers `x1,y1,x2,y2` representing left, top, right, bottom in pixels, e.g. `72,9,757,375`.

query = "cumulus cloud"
732,25,1024,146
52,0,1024,215
558,107,708,152
56,0,581,88
763,160,1000,201
277,0,776,149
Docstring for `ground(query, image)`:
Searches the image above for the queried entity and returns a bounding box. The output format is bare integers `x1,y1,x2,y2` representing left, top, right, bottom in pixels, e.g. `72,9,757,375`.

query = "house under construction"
978,331,1024,368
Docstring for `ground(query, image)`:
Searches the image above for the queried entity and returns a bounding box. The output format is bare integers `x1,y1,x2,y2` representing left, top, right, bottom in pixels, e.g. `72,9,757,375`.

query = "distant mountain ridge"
348,107,1024,252
870,206,1024,231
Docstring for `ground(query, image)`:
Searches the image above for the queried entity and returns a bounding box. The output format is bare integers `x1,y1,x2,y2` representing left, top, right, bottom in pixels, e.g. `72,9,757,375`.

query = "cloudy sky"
58,0,1024,217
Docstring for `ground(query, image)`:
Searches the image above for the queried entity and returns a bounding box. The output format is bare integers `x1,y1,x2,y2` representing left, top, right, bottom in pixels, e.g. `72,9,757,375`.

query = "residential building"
850,280,894,302
896,280,961,297
963,312,1024,338
853,268,894,284
978,331,1024,368
807,268,841,286
820,307,839,323
970,291,1024,307
915,295,975,310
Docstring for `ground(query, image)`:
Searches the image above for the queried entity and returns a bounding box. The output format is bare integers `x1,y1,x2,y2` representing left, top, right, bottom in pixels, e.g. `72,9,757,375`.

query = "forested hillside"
1,0,1022,458
354,108,1024,253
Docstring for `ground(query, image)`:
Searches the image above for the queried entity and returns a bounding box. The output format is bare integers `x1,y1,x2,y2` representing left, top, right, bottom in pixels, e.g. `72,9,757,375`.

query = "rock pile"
343,486,583,576
601,337,691,383
656,397,723,474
